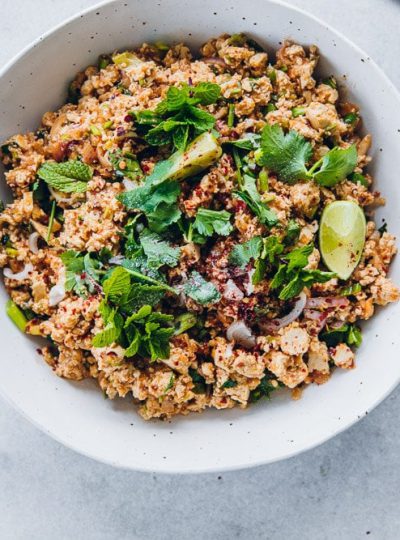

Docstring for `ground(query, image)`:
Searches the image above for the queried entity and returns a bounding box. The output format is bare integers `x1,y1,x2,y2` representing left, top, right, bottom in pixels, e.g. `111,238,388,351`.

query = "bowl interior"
0,0,399,473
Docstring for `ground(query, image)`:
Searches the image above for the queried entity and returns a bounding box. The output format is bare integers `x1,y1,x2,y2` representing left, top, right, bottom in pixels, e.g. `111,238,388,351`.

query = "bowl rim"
1,0,400,474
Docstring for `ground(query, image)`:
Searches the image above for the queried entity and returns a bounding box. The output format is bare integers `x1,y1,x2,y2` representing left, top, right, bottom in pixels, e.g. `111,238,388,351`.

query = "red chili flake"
124,114,133,122
36,348,43,355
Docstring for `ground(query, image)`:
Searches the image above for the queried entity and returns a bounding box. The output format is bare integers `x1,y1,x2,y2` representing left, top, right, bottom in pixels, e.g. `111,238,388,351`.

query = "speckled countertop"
1,1,400,538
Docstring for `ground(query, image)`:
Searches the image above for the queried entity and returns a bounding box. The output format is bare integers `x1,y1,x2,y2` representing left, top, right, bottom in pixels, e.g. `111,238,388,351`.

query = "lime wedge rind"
319,201,366,280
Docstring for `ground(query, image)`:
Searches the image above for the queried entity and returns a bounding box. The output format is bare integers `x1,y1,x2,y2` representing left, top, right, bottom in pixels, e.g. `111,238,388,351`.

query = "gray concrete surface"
1,1,400,538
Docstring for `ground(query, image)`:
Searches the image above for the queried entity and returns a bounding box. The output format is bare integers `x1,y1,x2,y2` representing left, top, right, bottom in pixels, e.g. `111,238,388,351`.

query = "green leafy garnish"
46,200,56,242
343,112,358,124
255,124,312,184
308,145,358,187
321,324,362,348
230,133,261,150
132,82,221,150
340,283,362,296
139,229,180,269
255,124,357,186
234,174,278,227
189,368,207,394
109,150,143,182
174,312,198,335
221,379,238,389
37,160,93,193
229,236,263,268
270,244,336,300
183,271,221,305
61,249,110,297
348,172,368,188
193,208,233,237
249,372,278,402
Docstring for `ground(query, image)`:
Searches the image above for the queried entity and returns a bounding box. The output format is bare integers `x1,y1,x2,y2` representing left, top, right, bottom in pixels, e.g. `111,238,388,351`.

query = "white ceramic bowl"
1,0,399,473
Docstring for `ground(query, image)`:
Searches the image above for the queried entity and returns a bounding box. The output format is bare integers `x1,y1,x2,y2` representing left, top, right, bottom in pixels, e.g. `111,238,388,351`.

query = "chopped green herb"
183,271,221,305
340,283,362,296
229,236,262,268
193,208,233,237
234,174,278,227
221,379,238,389
109,150,143,183
174,312,197,335
37,160,93,193
321,324,362,348
227,103,235,128
292,106,306,118
139,229,180,269
343,112,358,124
348,172,368,188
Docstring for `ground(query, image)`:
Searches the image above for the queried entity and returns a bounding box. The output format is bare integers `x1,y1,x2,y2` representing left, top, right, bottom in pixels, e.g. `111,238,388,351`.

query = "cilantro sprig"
255,124,357,186
132,82,221,151
183,271,221,305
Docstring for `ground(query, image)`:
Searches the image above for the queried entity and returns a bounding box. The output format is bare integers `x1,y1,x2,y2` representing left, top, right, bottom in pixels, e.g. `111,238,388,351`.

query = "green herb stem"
46,200,56,243
6,300,27,332
227,103,235,128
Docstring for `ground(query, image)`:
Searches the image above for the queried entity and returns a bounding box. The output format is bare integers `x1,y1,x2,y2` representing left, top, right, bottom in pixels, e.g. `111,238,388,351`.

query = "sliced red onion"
227,320,256,349
223,279,244,302
303,309,329,333
201,57,228,68
305,296,349,310
28,232,40,254
109,255,125,265
244,269,255,296
261,292,307,334
122,178,136,191
4,263,33,281
49,273,66,307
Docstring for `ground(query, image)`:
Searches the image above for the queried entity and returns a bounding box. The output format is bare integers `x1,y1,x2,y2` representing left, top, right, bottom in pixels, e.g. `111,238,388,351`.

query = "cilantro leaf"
277,268,336,300
193,208,233,237
234,174,278,227
229,236,262,268
139,229,180,269
134,82,221,151
183,271,221,305
37,160,93,193
284,219,301,245
310,145,358,187
255,124,312,184
118,180,182,233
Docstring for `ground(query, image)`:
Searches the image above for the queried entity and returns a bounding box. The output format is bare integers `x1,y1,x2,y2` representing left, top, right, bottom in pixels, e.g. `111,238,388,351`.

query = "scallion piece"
292,106,306,118
227,103,235,128
6,300,27,332
46,200,56,243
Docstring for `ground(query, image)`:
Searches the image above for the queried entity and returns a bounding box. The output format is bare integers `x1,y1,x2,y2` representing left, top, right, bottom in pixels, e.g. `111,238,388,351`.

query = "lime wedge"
319,200,366,280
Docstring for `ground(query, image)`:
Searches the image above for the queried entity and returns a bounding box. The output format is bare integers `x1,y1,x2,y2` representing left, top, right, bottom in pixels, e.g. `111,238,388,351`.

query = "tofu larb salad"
1,34,398,420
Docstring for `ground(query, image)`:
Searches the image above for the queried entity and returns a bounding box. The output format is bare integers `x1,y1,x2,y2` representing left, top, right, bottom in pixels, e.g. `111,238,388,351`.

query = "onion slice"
4,263,33,281
261,292,307,334
49,272,66,307
227,320,256,349
223,279,244,302
305,296,349,310
28,232,40,254
201,57,228,68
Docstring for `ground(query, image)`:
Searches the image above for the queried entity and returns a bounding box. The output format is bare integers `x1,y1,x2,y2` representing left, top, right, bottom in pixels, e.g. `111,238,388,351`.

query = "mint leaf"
139,229,180,269
184,271,221,305
229,236,262,268
37,160,93,193
60,249,108,297
311,145,357,187
103,267,131,303
193,208,233,237
92,307,124,347
190,82,221,105
284,220,301,245
278,268,335,300
234,174,278,227
120,285,165,312
255,124,312,184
